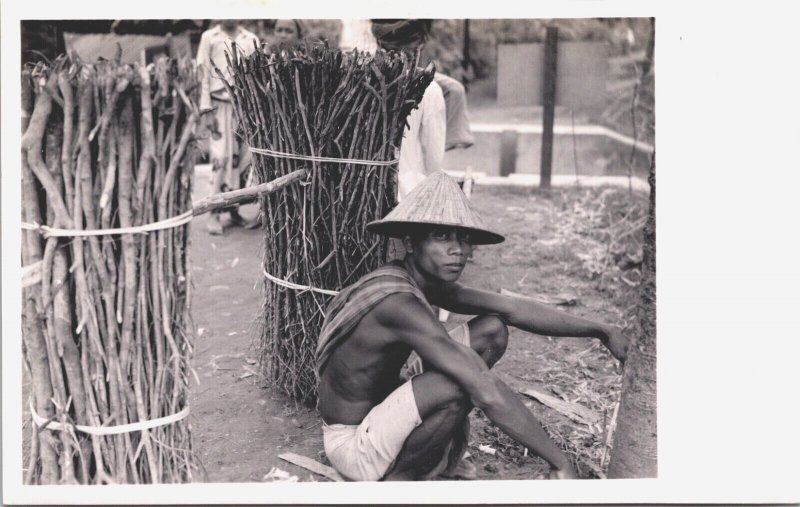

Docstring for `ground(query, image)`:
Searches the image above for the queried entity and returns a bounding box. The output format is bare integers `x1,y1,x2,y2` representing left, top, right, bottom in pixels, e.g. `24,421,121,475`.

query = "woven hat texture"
367,171,505,245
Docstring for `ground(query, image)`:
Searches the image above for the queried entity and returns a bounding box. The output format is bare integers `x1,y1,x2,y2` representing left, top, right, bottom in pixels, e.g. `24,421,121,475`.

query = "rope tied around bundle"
261,265,341,297
249,145,400,167
21,211,193,238
29,399,191,436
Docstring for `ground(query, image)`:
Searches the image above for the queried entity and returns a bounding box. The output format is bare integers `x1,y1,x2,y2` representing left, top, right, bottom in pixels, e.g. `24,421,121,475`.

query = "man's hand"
602,326,629,364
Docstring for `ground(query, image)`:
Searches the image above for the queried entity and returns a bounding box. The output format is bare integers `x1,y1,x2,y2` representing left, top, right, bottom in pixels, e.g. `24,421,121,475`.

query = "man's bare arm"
430,283,628,362
374,294,575,475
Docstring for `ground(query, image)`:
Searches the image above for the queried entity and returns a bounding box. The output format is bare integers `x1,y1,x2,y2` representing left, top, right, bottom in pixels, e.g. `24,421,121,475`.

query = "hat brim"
367,219,505,245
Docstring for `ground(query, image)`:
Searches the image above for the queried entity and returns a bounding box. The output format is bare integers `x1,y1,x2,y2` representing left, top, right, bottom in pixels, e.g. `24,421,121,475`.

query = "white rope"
29,399,190,436
261,266,340,297
21,211,193,238
249,146,399,167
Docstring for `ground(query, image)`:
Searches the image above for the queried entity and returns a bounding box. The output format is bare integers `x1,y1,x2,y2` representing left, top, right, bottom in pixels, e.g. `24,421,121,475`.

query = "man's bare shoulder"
370,292,434,329
426,280,462,298
366,292,459,353
426,281,471,307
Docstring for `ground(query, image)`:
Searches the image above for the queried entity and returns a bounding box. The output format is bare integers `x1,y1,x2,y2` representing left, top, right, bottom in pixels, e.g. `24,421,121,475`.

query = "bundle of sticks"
222,43,434,403
21,55,200,484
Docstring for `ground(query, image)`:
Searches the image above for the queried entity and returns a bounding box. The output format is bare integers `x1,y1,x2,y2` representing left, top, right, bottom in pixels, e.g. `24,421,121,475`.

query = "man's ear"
402,235,414,253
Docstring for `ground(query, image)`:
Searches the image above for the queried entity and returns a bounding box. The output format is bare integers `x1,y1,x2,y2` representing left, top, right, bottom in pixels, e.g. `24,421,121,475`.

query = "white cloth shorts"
322,323,470,481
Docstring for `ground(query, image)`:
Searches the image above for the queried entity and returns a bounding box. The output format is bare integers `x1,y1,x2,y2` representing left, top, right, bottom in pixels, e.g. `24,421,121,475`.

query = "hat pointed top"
367,171,505,245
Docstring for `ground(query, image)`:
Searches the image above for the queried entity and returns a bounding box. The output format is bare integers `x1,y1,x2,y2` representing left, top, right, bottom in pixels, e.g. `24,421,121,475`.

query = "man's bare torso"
318,296,416,425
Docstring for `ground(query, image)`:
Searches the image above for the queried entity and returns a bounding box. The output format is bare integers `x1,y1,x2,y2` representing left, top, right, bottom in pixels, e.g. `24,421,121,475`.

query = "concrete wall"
63,33,193,65
442,131,651,179
497,42,608,113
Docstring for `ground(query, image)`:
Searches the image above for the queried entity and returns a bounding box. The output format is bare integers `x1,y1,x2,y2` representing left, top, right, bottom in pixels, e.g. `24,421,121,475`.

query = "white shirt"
196,24,260,110
339,19,378,53
397,80,446,200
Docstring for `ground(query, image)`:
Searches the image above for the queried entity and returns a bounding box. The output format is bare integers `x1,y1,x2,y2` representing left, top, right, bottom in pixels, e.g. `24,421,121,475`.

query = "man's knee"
424,383,470,425
411,371,469,417
470,316,509,364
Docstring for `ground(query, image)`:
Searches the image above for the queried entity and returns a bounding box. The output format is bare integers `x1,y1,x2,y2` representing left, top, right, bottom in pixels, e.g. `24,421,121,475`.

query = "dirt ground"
188,201,326,483
188,169,647,482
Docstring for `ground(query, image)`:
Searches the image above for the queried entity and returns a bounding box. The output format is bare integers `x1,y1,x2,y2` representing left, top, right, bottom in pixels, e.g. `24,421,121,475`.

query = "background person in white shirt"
371,20,447,202
196,20,260,235
339,19,379,53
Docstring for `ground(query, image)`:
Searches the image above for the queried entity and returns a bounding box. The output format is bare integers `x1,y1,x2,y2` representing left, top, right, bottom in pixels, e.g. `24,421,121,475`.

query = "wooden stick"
599,400,620,470
191,168,308,216
519,386,600,427
278,452,343,482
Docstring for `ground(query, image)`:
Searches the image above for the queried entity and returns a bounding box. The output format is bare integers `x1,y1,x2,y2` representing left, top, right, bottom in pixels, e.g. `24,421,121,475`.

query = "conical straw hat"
367,171,505,245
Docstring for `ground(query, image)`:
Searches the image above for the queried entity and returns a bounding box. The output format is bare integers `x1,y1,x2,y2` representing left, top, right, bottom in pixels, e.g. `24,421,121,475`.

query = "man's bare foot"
439,458,477,480
207,215,224,235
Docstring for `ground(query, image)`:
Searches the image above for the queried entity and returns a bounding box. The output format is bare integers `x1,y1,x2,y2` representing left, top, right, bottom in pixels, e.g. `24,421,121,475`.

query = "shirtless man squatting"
316,171,629,481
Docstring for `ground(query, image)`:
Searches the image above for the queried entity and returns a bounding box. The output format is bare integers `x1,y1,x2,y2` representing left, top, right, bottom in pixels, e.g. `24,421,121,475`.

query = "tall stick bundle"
21,55,200,484
222,43,434,403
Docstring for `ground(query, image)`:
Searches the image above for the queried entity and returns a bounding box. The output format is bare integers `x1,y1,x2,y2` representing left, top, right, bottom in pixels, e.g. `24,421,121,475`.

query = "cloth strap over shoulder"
315,262,433,376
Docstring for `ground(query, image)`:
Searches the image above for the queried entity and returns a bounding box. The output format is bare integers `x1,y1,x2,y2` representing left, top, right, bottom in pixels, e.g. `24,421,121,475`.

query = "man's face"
221,20,238,32
406,227,475,283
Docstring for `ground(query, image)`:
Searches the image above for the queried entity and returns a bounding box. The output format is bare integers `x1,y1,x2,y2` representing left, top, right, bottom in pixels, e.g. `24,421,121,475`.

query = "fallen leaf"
231,257,240,268
263,467,298,482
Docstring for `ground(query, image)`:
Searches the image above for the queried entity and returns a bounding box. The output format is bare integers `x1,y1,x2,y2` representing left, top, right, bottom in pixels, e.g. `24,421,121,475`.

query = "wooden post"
499,129,518,177
540,26,558,189
608,152,657,478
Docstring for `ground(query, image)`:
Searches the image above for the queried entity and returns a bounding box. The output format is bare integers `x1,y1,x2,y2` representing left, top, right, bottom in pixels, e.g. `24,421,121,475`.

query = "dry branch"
20,55,200,484
225,42,434,403
191,169,308,216
519,386,600,427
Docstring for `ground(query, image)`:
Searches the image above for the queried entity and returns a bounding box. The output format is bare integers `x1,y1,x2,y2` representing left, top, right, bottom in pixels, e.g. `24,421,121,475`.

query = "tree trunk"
608,153,657,478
